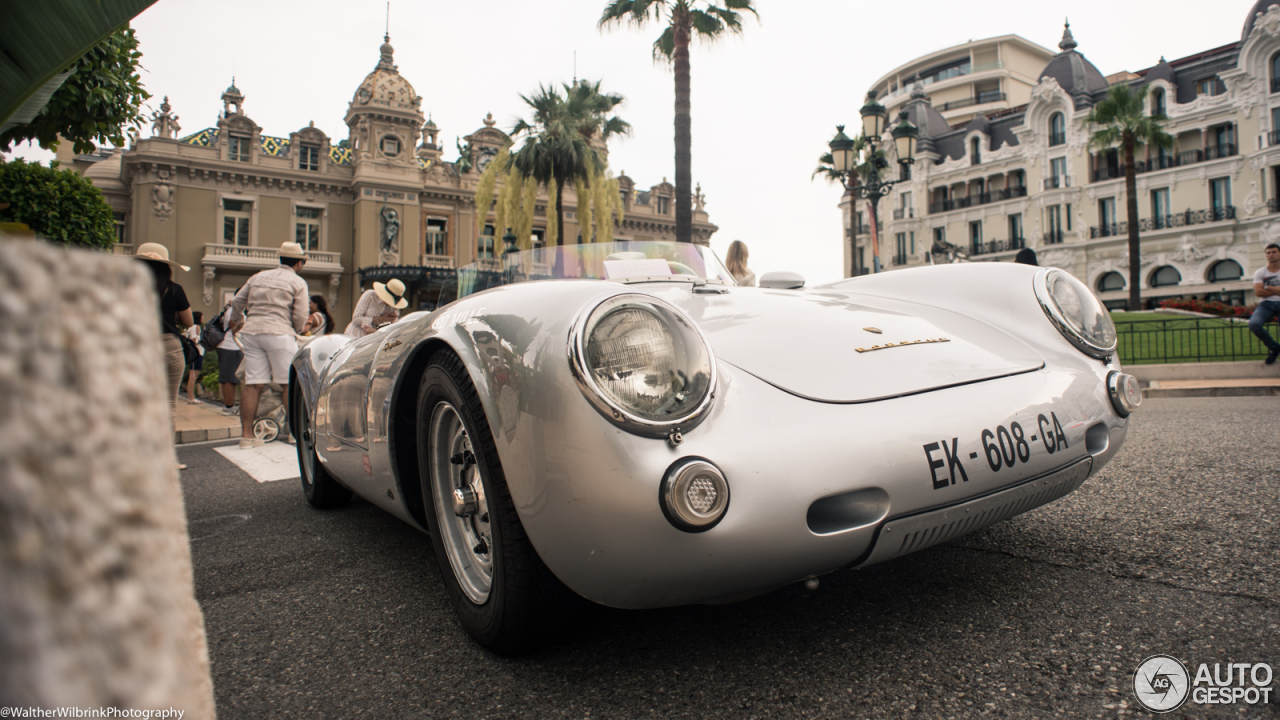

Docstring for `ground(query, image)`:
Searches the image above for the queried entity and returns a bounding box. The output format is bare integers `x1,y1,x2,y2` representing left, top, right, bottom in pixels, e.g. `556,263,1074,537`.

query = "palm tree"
599,0,757,243
1086,83,1173,311
508,80,630,246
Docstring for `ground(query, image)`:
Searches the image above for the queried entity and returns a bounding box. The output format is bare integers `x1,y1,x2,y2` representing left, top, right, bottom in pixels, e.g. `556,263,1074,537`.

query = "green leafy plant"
0,158,115,249
199,349,220,395
1,26,150,155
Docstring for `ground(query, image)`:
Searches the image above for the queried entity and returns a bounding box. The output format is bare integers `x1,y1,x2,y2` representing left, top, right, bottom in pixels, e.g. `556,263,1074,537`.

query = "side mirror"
759,271,805,290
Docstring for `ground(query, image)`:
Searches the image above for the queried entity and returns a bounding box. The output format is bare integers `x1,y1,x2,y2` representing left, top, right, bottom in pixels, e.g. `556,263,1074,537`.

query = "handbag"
179,333,201,367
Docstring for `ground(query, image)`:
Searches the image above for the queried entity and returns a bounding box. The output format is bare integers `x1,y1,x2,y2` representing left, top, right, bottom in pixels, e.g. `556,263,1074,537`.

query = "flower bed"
1157,297,1255,318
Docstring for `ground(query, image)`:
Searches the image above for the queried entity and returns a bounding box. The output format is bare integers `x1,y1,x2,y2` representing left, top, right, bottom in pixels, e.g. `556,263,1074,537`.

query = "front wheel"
418,351,577,655
294,381,352,509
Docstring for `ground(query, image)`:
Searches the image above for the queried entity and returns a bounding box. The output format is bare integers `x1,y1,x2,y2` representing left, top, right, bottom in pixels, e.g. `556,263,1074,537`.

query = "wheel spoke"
430,401,493,604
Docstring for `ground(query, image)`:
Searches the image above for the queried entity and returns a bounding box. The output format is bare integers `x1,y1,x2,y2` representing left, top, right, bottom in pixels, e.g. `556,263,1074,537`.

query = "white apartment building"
845,3,1280,309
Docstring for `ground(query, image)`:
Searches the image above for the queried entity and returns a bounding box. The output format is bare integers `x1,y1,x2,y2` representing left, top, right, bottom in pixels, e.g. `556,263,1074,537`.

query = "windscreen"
449,241,737,301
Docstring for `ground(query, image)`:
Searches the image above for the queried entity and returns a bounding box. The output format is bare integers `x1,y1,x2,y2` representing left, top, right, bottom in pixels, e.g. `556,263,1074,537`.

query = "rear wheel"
418,350,576,655
294,382,352,509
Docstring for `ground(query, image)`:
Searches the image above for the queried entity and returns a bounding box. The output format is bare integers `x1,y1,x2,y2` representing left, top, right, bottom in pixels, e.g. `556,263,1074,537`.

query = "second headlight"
570,293,717,436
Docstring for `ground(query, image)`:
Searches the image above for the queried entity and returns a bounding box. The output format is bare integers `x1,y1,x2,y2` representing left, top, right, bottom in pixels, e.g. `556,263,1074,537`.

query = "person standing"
228,242,310,448
302,294,334,337
725,240,756,287
135,243,192,414
135,243,192,471
216,299,244,416
344,278,407,338
183,311,204,404
1249,242,1280,365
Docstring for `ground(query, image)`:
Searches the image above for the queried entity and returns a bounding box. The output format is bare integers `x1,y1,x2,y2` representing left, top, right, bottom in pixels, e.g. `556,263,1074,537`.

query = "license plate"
922,411,1071,490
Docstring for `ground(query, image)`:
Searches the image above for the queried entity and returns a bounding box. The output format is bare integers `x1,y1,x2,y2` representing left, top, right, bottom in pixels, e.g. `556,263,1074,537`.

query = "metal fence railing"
1114,316,1272,364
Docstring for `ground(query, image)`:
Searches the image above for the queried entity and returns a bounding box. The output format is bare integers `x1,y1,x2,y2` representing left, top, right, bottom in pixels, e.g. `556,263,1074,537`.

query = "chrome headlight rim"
1033,267,1118,359
568,292,718,437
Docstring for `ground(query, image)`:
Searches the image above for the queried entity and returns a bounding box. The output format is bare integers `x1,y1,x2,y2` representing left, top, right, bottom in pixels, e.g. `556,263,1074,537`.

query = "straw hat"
374,278,408,309
279,241,307,259
135,242,189,271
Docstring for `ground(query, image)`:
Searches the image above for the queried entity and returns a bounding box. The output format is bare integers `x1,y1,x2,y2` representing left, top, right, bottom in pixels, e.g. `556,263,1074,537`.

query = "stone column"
0,239,215,718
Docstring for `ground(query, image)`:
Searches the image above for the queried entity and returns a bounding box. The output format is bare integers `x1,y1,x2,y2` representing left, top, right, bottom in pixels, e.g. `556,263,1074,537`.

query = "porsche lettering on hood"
663,289,1045,403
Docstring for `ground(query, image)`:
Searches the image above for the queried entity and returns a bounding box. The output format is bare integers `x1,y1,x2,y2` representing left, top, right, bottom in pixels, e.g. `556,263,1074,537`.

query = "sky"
6,0,1255,285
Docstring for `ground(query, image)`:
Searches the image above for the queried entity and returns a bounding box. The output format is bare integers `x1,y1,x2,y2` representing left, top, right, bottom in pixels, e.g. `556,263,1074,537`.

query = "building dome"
350,35,420,113
1038,22,1109,97
902,84,951,139
1243,0,1280,40
84,151,125,193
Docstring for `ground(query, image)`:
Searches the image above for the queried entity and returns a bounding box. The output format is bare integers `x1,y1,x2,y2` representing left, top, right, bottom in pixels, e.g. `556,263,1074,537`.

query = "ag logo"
1133,654,1190,712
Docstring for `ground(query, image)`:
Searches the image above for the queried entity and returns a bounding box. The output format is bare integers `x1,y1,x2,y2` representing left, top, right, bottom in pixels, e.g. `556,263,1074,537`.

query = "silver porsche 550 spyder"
288,240,1140,654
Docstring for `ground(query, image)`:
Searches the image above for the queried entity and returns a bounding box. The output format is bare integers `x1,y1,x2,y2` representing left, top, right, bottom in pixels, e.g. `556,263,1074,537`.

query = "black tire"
418,350,577,655
294,381,352,509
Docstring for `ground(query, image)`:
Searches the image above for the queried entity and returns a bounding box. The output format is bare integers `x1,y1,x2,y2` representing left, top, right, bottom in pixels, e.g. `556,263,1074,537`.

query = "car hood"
659,287,1045,403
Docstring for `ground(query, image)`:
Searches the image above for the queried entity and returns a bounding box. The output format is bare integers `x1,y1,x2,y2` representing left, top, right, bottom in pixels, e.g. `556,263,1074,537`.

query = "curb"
1143,386,1280,398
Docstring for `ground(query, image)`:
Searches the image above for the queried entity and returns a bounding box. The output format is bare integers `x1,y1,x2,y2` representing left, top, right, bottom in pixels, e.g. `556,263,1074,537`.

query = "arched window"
1097,271,1126,292
1207,259,1243,282
1151,266,1182,287
1049,113,1065,146
1151,88,1165,116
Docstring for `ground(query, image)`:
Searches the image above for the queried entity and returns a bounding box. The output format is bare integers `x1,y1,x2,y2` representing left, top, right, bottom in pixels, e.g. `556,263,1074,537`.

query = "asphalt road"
180,397,1279,719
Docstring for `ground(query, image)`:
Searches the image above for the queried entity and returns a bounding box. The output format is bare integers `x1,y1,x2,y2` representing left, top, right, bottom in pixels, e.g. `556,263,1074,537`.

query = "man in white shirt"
228,242,310,448
1249,242,1280,365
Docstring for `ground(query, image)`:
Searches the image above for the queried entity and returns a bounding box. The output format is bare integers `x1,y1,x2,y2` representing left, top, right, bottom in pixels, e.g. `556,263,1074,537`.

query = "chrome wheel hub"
429,401,493,604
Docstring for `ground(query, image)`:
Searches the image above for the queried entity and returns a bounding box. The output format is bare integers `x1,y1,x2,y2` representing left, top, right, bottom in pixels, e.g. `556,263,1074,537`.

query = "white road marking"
215,442,300,483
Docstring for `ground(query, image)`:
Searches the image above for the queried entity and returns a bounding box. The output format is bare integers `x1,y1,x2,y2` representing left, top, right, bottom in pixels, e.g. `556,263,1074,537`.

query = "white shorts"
239,333,298,385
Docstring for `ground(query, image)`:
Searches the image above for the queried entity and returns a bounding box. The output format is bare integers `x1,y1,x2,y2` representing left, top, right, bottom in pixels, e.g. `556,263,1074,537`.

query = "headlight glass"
572,294,716,434
1036,268,1117,359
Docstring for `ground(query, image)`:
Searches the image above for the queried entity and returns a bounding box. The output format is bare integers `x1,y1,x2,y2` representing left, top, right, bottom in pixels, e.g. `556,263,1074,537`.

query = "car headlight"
570,293,717,437
1034,268,1117,359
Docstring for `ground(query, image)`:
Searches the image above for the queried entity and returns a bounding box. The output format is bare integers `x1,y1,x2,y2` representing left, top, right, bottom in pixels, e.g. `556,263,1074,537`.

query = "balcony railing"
1091,146,1238,183
1048,132,1066,147
1043,176,1070,190
892,253,909,266
937,91,1007,112
1266,131,1280,148
1042,230,1065,245
1090,207,1237,237
1272,77,1280,94
1203,143,1236,161
201,243,343,270
1270,198,1279,214
112,243,135,256
969,237,1026,256
419,254,455,269
926,185,1025,214
892,208,915,220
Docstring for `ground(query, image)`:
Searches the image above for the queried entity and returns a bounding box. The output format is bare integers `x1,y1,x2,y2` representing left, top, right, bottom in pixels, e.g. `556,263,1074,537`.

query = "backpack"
199,307,227,351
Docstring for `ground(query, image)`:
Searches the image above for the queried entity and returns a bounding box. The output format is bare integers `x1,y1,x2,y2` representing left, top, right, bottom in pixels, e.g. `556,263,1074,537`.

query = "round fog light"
1107,371,1142,417
661,458,729,532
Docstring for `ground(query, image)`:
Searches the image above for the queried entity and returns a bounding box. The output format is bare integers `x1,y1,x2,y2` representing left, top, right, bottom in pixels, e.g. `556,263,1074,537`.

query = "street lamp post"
829,93,918,275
